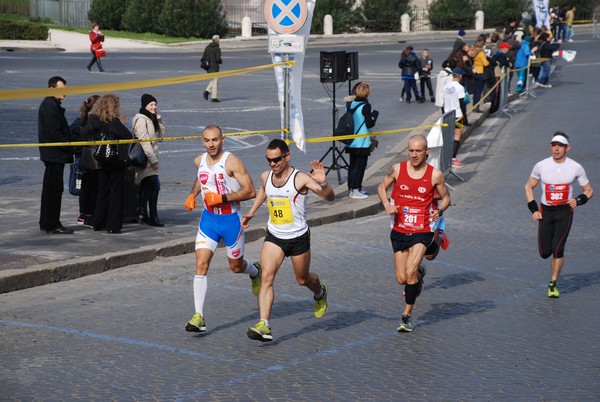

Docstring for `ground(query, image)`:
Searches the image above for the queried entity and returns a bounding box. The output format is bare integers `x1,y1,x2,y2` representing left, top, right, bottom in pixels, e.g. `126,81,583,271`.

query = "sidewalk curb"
0,192,385,294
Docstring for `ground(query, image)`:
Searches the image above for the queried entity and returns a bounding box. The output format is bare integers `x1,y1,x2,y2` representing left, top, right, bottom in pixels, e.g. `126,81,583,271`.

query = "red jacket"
89,31,104,51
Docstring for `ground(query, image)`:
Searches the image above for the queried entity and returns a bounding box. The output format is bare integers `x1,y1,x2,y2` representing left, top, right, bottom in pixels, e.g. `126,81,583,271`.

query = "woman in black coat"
398,46,423,103
87,94,133,233
72,95,100,226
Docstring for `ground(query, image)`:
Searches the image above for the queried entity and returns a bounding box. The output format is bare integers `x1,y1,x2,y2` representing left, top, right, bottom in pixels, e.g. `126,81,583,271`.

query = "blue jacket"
347,100,372,150
515,41,534,69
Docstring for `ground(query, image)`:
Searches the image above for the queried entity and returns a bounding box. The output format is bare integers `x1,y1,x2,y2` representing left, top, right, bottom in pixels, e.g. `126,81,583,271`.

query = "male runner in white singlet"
241,139,335,342
183,125,260,333
524,132,593,298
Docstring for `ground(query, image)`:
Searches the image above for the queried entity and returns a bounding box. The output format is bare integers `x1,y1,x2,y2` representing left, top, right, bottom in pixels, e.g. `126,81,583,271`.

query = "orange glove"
204,192,225,206
184,193,196,211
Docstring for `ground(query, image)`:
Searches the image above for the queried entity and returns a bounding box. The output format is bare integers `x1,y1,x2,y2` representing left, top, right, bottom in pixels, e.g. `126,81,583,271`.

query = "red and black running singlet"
390,161,435,234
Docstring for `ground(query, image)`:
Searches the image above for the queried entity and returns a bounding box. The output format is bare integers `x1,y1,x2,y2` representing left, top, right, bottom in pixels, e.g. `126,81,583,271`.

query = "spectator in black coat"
38,76,74,234
88,94,134,233
398,46,423,103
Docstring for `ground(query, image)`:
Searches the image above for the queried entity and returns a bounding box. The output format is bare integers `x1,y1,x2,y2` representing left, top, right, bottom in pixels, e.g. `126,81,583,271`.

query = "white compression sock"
243,259,259,277
193,275,207,316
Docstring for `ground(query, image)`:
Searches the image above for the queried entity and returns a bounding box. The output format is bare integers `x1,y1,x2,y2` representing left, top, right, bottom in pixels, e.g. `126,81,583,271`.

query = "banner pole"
283,53,291,141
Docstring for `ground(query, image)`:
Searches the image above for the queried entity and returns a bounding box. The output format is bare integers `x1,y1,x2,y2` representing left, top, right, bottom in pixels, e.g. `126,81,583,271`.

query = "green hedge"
428,0,476,30
0,20,48,40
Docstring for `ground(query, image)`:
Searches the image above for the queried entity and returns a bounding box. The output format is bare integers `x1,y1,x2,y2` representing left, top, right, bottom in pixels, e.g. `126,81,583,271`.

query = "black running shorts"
390,230,435,253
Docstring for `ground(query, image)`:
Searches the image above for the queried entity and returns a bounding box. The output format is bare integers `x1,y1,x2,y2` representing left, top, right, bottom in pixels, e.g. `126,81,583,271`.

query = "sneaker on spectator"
76,215,85,224
358,189,370,196
452,158,464,168
83,216,93,228
349,189,368,199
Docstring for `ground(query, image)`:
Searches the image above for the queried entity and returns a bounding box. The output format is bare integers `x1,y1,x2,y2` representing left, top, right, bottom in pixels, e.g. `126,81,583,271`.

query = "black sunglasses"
266,153,288,164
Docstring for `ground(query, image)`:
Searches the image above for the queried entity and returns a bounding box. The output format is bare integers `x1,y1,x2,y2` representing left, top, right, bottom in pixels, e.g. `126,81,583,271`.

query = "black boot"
137,182,150,224
97,59,105,72
148,190,164,227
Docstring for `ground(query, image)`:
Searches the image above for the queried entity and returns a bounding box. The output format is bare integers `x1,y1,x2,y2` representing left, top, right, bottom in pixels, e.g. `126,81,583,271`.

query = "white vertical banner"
532,0,550,29
266,0,316,152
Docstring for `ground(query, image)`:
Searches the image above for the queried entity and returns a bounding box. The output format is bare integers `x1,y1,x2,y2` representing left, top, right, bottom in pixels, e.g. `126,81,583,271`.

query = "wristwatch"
437,208,443,216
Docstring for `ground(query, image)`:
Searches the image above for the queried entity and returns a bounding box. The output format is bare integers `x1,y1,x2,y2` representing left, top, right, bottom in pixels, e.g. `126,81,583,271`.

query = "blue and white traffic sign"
264,0,308,34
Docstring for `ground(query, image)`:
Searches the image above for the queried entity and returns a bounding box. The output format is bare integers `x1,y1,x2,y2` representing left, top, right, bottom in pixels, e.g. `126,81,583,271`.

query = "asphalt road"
1,36,599,400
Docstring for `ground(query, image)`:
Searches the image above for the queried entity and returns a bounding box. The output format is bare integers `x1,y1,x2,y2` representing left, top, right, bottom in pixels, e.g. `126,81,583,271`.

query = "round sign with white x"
264,0,308,34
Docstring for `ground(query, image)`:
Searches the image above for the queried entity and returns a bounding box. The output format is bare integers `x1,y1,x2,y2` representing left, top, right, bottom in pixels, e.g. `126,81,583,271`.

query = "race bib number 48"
267,198,294,225
545,183,570,205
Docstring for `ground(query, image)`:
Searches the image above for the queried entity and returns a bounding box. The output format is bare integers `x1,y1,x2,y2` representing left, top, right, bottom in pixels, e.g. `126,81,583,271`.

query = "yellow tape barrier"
286,123,449,146
0,61,294,101
1,124,449,150
0,129,282,149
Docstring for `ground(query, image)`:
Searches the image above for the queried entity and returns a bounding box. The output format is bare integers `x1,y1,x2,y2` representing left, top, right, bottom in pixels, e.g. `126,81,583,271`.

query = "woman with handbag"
132,94,166,227
88,94,133,233
344,82,379,199
71,95,100,226
86,23,105,72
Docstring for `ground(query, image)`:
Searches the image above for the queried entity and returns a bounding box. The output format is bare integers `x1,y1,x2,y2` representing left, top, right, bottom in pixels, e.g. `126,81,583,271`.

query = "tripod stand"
319,81,349,185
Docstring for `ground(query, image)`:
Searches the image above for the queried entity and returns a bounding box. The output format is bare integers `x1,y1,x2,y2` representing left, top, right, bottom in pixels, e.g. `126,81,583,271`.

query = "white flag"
532,0,550,29
269,0,316,152
553,50,577,62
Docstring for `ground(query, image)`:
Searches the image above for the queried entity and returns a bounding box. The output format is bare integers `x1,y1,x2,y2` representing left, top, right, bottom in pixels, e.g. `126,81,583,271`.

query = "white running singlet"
265,169,308,239
197,152,242,214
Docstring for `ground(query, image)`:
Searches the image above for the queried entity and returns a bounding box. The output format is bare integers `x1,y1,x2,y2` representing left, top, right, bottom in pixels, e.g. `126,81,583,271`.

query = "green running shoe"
397,314,414,332
185,313,207,333
247,320,273,342
314,283,328,318
251,261,262,296
548,281,560,298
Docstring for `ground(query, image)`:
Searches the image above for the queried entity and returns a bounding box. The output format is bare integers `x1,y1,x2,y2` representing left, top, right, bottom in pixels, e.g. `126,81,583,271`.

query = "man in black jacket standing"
38,76,74,234
202,35,222,103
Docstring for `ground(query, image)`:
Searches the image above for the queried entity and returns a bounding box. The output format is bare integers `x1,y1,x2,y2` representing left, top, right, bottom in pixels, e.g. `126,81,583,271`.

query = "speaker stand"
318,82,349,185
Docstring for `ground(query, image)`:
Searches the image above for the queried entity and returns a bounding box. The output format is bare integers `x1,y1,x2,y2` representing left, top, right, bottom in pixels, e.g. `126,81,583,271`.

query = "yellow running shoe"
397,314,414,332
247,320,273,342
548,281,560,298
185,313,207,333
314,283,328,318
250,262,261,296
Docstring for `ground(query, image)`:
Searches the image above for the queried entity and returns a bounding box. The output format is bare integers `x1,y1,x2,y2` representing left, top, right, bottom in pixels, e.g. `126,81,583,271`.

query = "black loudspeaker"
320,51,347,83
346,51,359,81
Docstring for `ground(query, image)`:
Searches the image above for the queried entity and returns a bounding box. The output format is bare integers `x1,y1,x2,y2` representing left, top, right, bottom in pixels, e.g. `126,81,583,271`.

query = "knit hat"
141,93,157,109
499,42,512,49
458,29,466,37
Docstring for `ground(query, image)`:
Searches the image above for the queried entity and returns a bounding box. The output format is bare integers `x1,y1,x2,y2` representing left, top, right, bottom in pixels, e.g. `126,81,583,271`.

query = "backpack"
334,102,365,145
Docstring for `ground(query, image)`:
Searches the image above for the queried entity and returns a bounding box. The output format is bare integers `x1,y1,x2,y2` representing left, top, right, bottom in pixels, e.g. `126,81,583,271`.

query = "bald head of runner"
202,125,224,159
407,134,429,169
